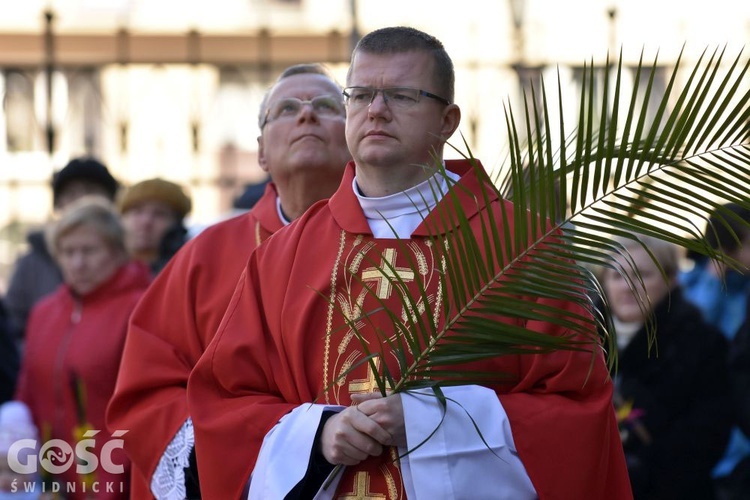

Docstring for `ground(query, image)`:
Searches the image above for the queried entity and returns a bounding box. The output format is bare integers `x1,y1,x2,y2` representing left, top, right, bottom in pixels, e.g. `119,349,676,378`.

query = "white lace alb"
151,418,194,500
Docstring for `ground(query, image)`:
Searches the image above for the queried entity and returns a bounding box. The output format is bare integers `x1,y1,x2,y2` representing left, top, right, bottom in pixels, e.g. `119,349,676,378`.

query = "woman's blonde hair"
46,195,127,260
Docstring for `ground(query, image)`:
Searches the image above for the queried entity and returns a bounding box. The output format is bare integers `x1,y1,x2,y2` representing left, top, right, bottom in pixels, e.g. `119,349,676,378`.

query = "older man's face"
257,73,351,187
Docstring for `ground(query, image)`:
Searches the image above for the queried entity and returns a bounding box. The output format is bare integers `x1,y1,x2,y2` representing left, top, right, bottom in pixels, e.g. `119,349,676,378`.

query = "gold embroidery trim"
324,229,348,405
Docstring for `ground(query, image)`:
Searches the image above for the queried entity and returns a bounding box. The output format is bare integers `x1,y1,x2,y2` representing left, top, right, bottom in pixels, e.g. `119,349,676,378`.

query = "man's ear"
440,104,461,141
257,135,269,173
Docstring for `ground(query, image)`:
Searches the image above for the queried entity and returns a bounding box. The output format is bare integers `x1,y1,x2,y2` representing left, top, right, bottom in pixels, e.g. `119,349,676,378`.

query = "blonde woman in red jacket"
15,196,151,499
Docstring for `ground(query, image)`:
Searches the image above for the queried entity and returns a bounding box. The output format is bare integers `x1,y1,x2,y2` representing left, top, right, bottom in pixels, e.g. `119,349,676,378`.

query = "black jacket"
730,294,750,438
614,288,733,500
5,229,63,338
0,298,20,403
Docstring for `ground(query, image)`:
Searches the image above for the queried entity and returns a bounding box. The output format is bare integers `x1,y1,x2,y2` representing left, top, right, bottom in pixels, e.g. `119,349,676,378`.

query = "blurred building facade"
0,0,748,290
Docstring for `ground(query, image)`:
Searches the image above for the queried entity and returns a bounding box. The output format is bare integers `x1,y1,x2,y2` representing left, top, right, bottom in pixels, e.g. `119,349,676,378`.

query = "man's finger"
350,406,393,446
351,391,384,404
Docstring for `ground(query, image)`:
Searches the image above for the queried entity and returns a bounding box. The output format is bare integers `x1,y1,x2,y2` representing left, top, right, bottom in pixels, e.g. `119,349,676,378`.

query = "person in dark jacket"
680,203,750,495
4,157,119,341
601,235,733,499
725,294,750,499
0,299,19,404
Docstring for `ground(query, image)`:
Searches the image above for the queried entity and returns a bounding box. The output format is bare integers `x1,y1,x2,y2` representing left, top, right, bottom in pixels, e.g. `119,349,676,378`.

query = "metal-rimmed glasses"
260,95,345,129
342,86,451,110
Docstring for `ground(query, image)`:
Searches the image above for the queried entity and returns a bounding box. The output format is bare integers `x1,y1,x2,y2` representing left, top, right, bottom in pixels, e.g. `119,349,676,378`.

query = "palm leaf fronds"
336,46,750,395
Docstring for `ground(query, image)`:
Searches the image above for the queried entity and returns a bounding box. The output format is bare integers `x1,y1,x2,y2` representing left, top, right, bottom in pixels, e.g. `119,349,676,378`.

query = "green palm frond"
337,46,750,395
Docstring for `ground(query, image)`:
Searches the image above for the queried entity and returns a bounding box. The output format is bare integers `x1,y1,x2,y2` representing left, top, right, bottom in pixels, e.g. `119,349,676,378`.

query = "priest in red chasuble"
189,26,632,499
106,64,351,499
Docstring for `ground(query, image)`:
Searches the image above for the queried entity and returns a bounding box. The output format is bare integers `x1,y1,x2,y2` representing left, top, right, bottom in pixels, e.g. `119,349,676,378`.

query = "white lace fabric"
151,418,195,500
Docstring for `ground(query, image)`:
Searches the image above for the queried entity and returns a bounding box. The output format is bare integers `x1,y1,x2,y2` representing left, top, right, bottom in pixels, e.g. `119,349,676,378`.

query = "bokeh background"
0,0,748,289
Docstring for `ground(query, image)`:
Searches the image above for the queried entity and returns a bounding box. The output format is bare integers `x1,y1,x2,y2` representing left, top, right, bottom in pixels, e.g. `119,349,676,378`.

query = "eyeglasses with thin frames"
260,95,345,129
342,87,451,110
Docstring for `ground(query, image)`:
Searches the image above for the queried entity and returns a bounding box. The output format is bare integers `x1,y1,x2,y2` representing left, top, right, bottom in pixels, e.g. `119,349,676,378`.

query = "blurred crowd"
0,157,195,499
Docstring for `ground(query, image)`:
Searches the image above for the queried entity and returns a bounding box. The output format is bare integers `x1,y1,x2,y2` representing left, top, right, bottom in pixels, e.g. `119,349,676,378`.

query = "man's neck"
276,170,340,220
354,163,440,198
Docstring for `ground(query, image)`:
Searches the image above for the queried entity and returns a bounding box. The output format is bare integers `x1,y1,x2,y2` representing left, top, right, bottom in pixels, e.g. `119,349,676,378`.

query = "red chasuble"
106,184,284,499
189,161,632,499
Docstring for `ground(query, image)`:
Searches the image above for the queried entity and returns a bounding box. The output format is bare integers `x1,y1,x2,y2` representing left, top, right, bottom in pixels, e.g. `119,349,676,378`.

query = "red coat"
106,184,283,499
15,260,151,500
189,160,632,499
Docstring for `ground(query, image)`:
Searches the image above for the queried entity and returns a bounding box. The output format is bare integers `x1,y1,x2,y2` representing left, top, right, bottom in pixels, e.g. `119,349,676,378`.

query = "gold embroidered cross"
339,471,386,500
361,248,414,300
348,358,392,394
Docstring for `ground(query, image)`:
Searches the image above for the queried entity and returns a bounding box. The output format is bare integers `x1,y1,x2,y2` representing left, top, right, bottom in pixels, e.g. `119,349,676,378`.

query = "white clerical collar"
353,167,461,238
275,197,292,226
